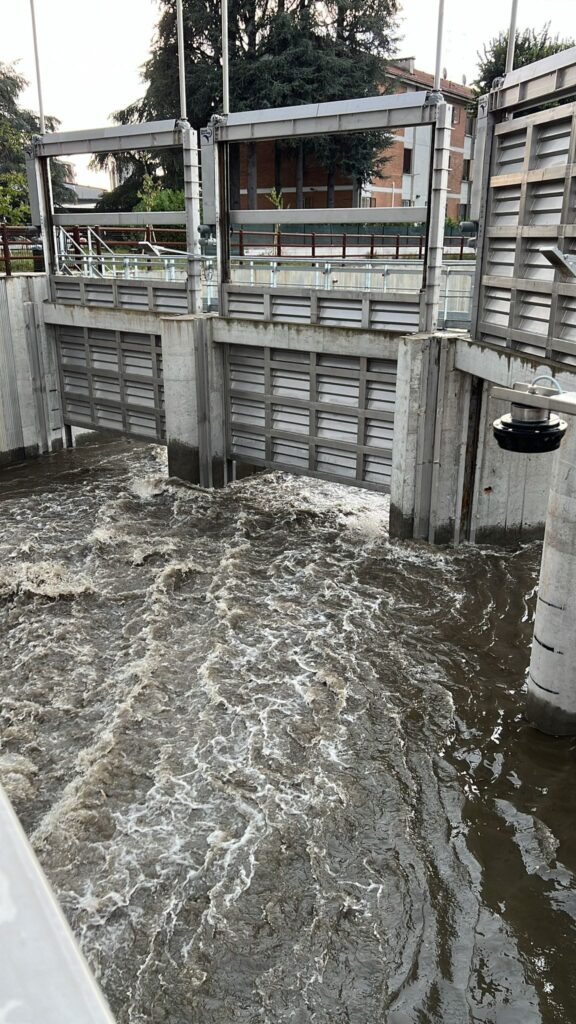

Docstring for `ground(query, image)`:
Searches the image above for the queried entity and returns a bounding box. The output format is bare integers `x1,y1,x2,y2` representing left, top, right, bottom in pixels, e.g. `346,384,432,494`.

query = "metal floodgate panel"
227,345,396,492
55,325,165,440
476,100,576,364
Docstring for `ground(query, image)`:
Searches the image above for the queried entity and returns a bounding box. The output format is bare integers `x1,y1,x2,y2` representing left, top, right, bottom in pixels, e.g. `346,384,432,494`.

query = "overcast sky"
2,0,574,186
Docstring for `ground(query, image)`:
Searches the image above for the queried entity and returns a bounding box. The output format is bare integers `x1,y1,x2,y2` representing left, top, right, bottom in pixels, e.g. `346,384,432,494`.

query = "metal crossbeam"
228,207,428,226
53,212,187,227
492,385,576,418
490,45,576,112
213,93,439,142
34,119,183,157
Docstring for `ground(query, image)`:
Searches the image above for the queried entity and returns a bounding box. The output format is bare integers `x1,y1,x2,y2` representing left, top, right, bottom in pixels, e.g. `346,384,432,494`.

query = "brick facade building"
237,58,475,221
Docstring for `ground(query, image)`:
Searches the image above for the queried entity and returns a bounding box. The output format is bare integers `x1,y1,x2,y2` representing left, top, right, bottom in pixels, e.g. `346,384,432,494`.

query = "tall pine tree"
97,0,399,210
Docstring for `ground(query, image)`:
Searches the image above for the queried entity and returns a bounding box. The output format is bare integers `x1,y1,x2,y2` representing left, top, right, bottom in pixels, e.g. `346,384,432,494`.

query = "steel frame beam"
490,46,576,113
212,92,437,143
208,91,450,325
53,212,187,227
420,104,451,332
34,119,183,157
228,207,428,226
29,117,203,312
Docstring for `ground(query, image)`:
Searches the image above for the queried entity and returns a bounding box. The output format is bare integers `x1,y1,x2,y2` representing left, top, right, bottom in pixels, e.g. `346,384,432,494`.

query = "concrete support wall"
469,385,553,544
390,334,439,540
454,339,576,545
162,315,227,487
0,275,62,467
389,334,574,546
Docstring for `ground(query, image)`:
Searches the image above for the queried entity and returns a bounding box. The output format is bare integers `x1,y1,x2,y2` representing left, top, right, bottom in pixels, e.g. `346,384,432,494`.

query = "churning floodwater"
1,440,575,1024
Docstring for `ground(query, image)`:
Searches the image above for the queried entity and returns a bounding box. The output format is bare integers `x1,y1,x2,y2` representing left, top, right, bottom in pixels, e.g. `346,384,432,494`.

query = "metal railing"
229,256,475,326
231,227,475,260
0,224,45,275
55,225,190,279
0,222,474,326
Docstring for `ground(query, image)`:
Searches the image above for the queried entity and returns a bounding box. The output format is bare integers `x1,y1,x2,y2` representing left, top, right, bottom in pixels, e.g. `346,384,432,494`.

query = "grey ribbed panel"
475,99,576,363
55,324,165,442
227,344,396,493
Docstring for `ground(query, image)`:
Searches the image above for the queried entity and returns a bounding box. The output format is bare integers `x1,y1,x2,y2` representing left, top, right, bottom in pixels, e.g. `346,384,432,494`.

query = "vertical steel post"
182,126,203,314
505,0,519,74
469,95,496,339
176,0,187,121
434,0,445,92
222,0,230,114
29,0,46,133
420,101,451,332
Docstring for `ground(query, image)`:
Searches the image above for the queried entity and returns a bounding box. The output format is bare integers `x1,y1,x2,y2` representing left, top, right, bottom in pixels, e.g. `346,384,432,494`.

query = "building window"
462,159,471,182
360,196,376,209
458,203,468,220
465,115,475,137
402,148,413,174
401,199,413,207
452,106,461,125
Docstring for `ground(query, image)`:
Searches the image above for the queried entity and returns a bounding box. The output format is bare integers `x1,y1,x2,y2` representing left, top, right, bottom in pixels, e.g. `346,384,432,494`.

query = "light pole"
29,0,45,134
222,0,230,114
505,0,519,75
176,0,188,121
433,0,445,92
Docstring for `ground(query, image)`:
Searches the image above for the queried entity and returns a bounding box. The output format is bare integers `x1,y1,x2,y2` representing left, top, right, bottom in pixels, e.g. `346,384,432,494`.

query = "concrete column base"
162,314,227,489
167,440,227,488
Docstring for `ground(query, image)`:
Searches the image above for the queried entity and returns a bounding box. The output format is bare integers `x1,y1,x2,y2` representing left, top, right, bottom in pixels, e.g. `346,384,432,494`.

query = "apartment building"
364,58,475,220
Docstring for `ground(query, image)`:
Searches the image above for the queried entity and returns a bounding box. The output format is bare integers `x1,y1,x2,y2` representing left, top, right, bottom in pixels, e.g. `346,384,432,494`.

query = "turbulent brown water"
1,439,575,1024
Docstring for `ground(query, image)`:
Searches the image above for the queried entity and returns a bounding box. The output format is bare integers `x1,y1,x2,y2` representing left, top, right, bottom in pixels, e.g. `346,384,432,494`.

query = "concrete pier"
0,275,63,466
162,315,227,487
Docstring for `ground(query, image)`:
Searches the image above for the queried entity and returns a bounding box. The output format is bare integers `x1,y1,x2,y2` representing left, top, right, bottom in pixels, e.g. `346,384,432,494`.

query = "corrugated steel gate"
226,344,396,491
474,100,576,364
55,325,165,440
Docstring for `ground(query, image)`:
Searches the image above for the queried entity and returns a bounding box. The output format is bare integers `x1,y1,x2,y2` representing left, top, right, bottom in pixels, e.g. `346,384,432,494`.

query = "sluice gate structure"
2,48,576,546
3,44,576,1020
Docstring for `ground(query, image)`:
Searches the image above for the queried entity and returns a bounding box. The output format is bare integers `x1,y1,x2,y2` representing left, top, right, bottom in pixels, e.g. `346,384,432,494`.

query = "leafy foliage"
473,23,575,98
0,170,29,223
97,0,400,209
0,61,75,220
134,173,184,211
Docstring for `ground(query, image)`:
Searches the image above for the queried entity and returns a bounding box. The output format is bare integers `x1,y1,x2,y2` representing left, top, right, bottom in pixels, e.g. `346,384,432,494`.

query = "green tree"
96,0,400,210
135,173,184,211
473,23,575,98
0,62,75,220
